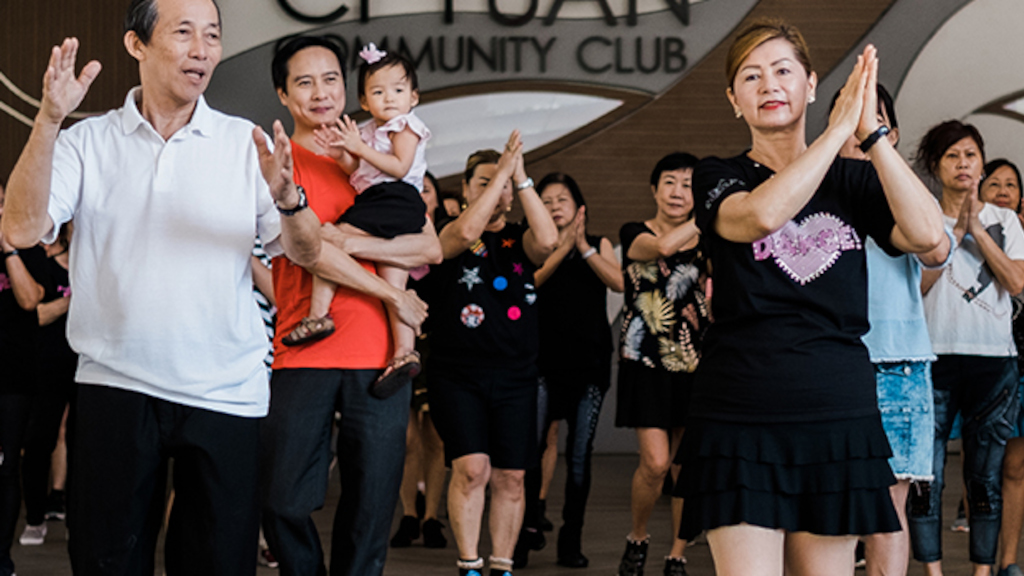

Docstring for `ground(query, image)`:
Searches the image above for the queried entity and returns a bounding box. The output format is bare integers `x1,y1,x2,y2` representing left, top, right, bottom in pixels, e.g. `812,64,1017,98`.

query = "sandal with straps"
370,351,421,399
282,315,335,347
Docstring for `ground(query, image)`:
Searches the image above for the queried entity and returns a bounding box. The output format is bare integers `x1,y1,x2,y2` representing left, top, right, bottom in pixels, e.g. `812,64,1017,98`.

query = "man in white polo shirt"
1,0,427,573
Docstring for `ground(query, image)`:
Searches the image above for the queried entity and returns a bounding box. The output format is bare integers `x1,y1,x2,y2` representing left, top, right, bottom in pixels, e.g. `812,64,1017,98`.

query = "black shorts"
427,360,539,470
615,360,692,429
338,181,426,239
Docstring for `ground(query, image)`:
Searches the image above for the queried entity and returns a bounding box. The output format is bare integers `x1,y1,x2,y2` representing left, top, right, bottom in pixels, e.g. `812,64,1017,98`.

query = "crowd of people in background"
4,1,1024,576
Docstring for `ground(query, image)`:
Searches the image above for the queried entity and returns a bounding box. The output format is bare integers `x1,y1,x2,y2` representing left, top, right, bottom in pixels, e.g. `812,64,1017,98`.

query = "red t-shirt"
271,142,392,370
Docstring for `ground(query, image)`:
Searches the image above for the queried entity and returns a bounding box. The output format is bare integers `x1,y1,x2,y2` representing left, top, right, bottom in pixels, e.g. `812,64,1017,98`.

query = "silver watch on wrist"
515,176,534,191
276,185,308,216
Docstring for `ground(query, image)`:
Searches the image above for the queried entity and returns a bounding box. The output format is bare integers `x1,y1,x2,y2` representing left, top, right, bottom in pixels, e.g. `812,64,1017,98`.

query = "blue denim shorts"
876,360,935,480
1015,379,1024,436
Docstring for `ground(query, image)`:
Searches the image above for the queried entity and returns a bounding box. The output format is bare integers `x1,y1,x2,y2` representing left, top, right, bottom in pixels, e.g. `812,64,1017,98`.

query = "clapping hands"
828,44,882,143
313,116,364,160
497,130,524,179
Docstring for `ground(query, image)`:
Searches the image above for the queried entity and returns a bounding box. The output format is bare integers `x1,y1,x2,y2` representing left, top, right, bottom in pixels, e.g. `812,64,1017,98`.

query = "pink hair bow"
359,43,387,65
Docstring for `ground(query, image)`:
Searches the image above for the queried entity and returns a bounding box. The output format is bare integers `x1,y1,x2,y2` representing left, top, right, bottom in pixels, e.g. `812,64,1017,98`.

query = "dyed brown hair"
463,149,502,183
726,18,812,88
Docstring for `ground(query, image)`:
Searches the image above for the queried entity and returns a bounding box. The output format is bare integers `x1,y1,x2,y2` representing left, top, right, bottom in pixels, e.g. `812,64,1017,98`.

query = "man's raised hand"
253,120,298,206
39,38,101,125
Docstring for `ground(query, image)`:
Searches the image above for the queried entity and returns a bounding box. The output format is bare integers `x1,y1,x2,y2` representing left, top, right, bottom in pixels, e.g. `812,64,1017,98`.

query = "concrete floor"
8,452,995,575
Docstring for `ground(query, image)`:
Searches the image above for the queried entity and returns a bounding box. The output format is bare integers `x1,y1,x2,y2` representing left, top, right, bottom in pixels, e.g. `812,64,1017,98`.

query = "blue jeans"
260,369,409,576
876,361,934,480
559,383,605,539
525,378,606,554
907,355,1019,565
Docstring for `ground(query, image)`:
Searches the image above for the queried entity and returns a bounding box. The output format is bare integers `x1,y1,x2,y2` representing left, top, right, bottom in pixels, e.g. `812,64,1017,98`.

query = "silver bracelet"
515,176,534,191
581,247,597,259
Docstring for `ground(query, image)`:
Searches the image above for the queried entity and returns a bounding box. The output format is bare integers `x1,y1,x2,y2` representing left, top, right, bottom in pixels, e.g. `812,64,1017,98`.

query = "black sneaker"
556,524,588,568
618,536,649,576
390,515,420,548
422,518,448,549
664,557,687,576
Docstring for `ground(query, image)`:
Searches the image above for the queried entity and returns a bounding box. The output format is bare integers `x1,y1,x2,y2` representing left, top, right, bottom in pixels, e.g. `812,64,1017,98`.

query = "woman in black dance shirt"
677,18,947,574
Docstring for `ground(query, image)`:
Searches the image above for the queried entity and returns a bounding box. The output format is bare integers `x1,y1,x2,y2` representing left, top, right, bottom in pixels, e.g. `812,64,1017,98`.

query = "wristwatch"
515,177,534,191
276,186,308,216
3,249,19,259
859,126,891,153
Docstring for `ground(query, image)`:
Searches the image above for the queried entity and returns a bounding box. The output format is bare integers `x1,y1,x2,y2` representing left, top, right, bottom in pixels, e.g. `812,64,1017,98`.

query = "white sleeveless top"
349,111,431,194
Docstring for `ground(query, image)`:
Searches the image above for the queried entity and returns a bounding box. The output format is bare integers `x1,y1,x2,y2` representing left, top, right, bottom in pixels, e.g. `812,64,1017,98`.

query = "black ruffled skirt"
338,181,426,239
675,414,900,540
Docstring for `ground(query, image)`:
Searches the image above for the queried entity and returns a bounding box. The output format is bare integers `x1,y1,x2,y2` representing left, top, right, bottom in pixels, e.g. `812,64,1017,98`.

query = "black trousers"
260,368,409,576
67,385,260,576
0,394,31,576
22,377,73,525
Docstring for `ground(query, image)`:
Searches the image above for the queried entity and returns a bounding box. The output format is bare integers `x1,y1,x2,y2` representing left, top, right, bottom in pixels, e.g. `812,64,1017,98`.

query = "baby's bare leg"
309,274,337,319
378,263,415,359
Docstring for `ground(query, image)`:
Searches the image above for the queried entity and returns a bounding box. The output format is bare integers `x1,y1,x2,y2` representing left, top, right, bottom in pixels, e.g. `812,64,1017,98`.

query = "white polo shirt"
46,87,282,417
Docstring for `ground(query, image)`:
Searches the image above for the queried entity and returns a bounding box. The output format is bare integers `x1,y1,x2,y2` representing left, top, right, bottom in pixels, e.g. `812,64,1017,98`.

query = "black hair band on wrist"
859,125,891,153
3,249,19,259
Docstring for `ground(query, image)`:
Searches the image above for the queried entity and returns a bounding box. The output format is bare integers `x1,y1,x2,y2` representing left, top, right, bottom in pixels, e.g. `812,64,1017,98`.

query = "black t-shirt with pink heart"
692,153,900,423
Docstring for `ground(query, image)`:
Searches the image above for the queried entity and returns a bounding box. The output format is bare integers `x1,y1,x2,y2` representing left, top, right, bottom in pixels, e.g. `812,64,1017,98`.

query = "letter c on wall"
277,0,349,24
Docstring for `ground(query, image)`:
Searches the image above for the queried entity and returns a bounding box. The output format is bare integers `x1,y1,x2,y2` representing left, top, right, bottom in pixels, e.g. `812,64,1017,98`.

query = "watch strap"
276,186,308,216
859,126,891,153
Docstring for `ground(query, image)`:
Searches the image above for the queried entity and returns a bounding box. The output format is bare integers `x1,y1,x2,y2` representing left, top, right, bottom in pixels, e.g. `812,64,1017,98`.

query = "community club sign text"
206,1,756,132
276,0,693,75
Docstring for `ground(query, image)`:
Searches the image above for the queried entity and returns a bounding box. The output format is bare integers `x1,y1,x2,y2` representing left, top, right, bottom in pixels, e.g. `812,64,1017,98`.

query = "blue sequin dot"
493,276,508,291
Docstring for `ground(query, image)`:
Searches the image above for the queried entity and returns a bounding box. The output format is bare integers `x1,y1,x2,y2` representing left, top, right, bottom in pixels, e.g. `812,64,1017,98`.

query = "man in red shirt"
258,35,441,576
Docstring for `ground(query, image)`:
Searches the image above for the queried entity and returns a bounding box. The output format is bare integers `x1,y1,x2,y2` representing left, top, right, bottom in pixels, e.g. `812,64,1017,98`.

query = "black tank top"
537,234,613,380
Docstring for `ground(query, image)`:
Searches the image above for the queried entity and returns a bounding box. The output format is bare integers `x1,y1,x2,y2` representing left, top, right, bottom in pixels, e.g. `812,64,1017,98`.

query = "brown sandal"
282,316,335,347
369,351,421,399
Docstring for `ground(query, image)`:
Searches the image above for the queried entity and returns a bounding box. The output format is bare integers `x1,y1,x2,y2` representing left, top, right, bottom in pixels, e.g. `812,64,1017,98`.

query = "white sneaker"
19,523,47,545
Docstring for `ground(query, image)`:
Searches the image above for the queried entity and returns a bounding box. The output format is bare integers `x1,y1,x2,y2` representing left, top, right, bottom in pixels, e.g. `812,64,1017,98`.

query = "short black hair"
983,158,1023,212
650,152,699,187
828,83,898,131
537,172,587,216
125,0,221,45
358,51,418,98
272,34,346,93
915,120,986,176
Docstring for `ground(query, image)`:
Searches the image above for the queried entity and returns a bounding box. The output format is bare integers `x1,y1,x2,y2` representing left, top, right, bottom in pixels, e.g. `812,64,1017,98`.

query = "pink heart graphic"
752,213,861,285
